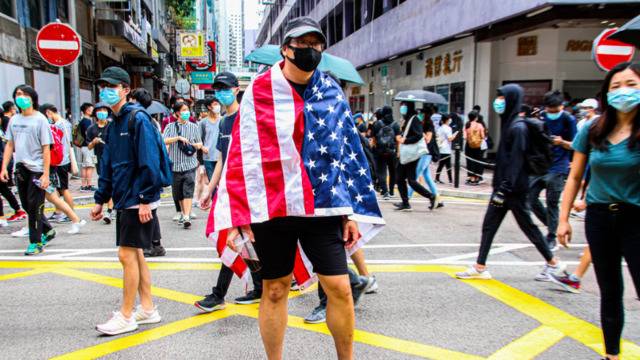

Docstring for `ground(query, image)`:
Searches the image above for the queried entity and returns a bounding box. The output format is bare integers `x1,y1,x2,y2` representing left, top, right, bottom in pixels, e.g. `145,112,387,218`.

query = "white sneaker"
96,311,138,336
0,219,8,227
189,212,197,219
364,275,378,294
535,262,566,282
456,266,492,280
172,213,182,222
67,219,87,234
11,227,29,237
133,305,162,325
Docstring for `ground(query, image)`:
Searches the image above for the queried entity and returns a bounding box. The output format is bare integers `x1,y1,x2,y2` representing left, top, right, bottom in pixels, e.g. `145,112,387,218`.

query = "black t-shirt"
1,115,10,133
216,111,238,165
288,80,308,98
79,117,93,146
86,123,109,158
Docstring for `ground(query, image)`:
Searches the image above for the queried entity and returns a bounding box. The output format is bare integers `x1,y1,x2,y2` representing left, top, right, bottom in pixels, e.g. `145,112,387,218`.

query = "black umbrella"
394,90,448,105
609,14,640,48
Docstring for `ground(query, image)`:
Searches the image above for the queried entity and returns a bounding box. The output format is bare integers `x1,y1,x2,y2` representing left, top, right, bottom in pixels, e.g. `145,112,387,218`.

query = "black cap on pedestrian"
96,66,131,87
213,72,239,89
282,16,326,46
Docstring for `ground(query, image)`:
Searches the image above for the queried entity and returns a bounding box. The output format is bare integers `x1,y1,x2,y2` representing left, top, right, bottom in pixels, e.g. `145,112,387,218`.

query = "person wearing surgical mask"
0,85,55,255
199,97,221,182
576,98,599,131
528,90,577,252
457,84,563,282
557,62,640,360
163,101,203,229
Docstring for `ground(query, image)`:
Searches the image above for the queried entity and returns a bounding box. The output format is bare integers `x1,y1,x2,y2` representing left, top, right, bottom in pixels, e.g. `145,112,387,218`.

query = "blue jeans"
409,154,438,198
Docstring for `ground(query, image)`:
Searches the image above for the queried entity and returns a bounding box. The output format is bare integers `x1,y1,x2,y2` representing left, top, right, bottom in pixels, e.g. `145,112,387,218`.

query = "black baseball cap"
96,66,131,86
213,72,239,89
282,16,326,46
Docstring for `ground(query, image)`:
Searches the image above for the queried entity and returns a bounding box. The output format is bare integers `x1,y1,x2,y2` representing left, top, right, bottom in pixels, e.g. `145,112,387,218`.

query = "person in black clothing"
78,103,96,191
371,106,400,199
456,84,563,281
87,104,116,226
2,101,16,133
394,101,435,211
195,71,263,311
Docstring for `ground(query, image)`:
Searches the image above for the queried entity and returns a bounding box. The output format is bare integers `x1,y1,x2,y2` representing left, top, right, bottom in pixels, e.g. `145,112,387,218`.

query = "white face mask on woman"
211,104,221,114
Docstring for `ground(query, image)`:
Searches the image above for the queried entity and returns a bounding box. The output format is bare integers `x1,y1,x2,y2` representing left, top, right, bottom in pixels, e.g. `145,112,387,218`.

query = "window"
344,0,354,36
354,0,362,31
334,4,344,44
327,11,335,45
405,60,412,76
450,82,466,115
27,0,45,28
0,0,13,18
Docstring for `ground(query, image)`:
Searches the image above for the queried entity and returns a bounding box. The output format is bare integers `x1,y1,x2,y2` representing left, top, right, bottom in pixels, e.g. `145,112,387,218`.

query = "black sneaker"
102,213,112,225
352,276,373,306
194,294,226,313
428,195,437,210
393,203,412,211
183,216,192,229
234,290,262,305
144,245,166,257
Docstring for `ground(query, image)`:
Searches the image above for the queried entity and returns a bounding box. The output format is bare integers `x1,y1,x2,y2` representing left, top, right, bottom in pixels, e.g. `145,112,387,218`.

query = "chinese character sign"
425,50,463,78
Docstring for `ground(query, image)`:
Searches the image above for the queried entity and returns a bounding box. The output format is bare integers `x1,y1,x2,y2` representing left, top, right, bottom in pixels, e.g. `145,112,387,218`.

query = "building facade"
0,0,177,120
256,0,640,146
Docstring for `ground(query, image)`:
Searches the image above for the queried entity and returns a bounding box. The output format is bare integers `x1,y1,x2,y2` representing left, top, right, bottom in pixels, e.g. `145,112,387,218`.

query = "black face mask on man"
286,46,322,72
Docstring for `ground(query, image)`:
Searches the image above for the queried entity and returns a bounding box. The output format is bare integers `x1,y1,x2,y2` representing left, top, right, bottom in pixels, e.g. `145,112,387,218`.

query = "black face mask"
286,46,322,72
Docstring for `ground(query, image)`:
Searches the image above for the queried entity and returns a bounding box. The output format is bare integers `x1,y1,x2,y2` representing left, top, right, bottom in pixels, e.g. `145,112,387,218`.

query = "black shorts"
54,164,70,191
116,209,161,249
251,216,348,279
172,169,196,201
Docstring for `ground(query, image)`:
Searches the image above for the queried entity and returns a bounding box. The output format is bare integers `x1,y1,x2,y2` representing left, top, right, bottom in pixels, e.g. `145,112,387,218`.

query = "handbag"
175,122,197,157
399,115,428,165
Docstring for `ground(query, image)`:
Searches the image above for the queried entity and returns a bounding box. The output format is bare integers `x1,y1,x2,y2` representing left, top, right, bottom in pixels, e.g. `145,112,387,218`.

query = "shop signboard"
191,72,214,84
177,31,206,62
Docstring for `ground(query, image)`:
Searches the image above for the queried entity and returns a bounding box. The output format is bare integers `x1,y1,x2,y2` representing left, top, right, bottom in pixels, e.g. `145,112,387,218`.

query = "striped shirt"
163,121,202,172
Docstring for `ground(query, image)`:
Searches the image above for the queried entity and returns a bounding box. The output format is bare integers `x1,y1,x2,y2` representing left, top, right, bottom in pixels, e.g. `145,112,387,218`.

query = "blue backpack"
128,109,173,187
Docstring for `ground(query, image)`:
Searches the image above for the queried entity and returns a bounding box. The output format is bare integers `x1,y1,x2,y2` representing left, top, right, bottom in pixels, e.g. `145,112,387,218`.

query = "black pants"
528,173,565,246
397,160,433,205
0,181,20,217
586,204,640,356
435,155,452,183
477,192,553,265
211,264,263,300
375,154,397,195
15,164,52,244
465,145,485,178
318,268,361,308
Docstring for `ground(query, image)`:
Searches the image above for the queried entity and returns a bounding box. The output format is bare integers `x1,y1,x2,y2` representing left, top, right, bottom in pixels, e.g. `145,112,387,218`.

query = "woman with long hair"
557,62,640,360
394,101,435,211
464,110,486,185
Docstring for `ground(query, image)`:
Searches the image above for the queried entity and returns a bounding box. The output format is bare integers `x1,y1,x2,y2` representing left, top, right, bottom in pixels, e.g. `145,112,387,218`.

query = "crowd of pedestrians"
0,14,636,359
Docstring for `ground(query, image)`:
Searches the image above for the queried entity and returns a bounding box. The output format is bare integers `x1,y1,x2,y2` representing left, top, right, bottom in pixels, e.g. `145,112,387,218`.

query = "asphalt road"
0,195,638,359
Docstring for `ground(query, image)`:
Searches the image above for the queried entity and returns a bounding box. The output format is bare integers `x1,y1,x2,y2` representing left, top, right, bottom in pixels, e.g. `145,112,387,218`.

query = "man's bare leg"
350,249,370,276
118,246,140,318
136,249,154,311
318,274,354,360
259,274,293,360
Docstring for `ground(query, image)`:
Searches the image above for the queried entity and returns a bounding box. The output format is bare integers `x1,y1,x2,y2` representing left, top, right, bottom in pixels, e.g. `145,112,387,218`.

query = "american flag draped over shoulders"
206,62,384,288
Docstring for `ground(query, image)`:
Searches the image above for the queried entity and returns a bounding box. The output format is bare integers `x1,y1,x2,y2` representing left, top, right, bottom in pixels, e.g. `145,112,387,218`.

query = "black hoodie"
492,84,529,194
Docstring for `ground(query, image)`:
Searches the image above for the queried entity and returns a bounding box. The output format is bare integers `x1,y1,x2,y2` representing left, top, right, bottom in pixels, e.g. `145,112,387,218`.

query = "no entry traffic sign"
36,23,82,67
593,28,635,72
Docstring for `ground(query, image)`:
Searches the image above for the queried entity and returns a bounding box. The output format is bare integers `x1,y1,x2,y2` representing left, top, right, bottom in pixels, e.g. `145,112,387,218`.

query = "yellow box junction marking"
487,325,564,360
1,260,639,359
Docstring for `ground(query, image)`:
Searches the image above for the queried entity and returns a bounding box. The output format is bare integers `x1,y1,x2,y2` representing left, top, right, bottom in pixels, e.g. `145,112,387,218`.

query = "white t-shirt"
6,112,53,172
437,124,453,154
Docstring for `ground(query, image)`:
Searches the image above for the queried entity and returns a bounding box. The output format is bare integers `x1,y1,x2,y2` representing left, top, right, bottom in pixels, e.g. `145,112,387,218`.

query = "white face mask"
211,105,221,114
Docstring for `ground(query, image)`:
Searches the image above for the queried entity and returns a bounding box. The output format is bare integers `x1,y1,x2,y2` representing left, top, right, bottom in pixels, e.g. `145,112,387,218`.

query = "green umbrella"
245,45,364,85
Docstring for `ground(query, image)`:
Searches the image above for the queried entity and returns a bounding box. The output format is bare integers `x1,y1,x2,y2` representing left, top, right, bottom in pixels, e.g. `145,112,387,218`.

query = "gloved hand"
490,191,505,207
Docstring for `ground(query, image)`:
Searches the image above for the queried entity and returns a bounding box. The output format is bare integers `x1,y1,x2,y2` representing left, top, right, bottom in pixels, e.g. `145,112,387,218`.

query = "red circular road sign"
593,28,635,72
36,23,82,67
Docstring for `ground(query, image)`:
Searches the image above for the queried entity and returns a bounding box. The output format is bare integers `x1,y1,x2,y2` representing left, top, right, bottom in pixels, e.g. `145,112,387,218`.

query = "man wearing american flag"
206,17,384,359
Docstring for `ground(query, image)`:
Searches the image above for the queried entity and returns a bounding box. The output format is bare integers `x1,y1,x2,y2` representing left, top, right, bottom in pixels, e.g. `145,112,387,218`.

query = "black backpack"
517,117,554,176
376,122,396,155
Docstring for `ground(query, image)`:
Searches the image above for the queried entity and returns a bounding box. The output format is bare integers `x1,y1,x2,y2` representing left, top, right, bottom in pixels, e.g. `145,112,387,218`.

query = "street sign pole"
68,0,80,125
58,67,66,119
